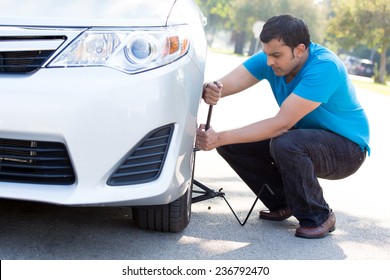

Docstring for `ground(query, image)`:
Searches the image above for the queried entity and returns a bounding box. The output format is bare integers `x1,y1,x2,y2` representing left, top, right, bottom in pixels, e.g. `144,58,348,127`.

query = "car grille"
0,36,65,74
0,138,75,185
107,124,174,186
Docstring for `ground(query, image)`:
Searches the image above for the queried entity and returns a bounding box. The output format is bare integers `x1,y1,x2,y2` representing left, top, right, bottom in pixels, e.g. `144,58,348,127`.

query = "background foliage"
194,0,389,84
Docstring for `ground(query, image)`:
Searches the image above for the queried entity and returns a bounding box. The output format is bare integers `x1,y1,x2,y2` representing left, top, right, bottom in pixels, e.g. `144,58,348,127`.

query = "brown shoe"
295,212,336,239
259,208,292,221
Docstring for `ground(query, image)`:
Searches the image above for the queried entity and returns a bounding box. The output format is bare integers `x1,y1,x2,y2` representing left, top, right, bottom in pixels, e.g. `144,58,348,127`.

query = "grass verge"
351,77,389,96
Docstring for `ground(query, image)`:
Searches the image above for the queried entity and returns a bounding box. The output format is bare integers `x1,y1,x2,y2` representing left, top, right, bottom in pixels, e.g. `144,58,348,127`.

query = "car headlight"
48,25,190,74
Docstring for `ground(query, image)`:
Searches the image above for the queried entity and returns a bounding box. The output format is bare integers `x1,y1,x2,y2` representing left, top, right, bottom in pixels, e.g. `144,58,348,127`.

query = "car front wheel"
132,187,192,233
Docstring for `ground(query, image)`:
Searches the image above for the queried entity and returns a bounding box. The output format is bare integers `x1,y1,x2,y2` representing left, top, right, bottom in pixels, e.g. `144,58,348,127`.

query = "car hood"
0,0,177,27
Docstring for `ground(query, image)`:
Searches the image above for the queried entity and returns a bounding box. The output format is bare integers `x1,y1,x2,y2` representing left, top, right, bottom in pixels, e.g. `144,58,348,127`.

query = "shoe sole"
295,225,336,239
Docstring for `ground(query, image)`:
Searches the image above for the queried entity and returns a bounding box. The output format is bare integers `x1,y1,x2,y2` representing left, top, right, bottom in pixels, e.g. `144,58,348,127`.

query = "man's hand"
202,81,223,105
196,124,220,151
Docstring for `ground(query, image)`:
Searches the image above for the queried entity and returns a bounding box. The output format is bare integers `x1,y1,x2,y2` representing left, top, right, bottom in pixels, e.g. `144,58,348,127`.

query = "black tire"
132,187,192,233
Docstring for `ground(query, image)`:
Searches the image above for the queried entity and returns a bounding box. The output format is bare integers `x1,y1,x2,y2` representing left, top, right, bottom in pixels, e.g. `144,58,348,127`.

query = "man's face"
262,39,303,77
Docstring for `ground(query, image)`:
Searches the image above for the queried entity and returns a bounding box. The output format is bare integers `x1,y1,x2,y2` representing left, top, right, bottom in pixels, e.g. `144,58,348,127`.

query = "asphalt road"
1,52,389,262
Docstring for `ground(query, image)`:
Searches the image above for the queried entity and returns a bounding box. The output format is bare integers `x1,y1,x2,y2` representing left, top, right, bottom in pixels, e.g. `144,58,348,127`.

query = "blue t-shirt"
243,42,370,154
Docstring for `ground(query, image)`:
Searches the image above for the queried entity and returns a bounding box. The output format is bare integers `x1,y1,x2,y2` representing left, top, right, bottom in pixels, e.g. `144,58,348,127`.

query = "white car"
0,0,207,232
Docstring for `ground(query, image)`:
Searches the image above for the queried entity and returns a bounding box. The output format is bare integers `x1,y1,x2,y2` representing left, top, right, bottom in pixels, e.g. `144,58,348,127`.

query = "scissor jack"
191,103,268,226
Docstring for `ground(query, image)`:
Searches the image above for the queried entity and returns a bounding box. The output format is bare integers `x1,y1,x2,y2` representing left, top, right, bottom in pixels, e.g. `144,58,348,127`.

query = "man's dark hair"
260,14,310,50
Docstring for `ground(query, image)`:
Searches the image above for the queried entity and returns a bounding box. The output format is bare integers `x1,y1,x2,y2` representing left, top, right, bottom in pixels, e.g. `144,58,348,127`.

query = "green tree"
326,0,389,84
194,0,234,45
228,0,325,54
195,0,327,55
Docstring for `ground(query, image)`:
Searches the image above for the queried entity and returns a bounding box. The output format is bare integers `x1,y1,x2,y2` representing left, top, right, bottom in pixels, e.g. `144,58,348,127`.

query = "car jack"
193,178,264,226
191,102,268,226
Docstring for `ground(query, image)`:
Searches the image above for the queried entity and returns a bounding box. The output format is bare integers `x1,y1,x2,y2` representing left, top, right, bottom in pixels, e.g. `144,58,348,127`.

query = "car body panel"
0,0,175,27
0,0,207,207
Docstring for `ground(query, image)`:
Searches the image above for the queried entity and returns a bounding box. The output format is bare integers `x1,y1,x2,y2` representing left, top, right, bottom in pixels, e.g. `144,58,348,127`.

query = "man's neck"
286,48,309,83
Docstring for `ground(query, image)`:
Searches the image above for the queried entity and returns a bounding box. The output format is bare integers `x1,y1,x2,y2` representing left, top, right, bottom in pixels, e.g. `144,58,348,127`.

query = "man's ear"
295,43,307,58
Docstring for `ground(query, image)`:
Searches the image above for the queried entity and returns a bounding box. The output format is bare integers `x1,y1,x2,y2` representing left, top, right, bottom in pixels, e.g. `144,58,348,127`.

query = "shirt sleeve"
293,59,340,103
242,52,269,81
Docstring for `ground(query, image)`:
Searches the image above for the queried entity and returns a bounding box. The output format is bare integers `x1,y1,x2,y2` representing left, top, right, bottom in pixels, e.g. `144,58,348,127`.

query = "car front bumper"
0,56,203,206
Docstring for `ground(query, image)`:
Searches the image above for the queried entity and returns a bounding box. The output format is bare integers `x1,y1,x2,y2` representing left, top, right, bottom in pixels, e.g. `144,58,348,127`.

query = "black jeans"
216,129,366,227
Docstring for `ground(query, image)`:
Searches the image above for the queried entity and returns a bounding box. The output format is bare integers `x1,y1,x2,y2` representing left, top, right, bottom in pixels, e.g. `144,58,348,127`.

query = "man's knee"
270,132,304,161
216,144,245,157
216,145,229,157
